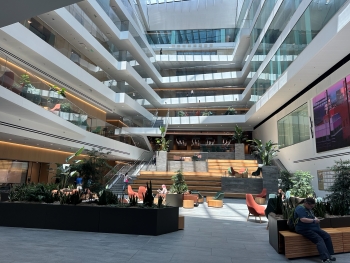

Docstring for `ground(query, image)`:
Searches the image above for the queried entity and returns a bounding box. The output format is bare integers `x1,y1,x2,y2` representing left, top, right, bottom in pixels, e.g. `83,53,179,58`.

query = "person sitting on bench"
294,198,336,263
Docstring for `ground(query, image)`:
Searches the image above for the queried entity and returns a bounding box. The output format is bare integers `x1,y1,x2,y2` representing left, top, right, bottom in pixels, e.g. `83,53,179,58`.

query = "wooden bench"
279,228,345,259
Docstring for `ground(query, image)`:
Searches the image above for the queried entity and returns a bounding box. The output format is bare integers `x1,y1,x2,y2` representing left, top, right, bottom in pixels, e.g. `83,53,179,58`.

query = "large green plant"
279,170,294,192
55,147,84,188
290,170,314,198
249,139,279,165
226,107,237,115
9,183,59,203
155,126,171,151
72,147,114,193
170,170,188,194
325,160,350,215
178,111,186,117
202,110,213,116
232,125,248,143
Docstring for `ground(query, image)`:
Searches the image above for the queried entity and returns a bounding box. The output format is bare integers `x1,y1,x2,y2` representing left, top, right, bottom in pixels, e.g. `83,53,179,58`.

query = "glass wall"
244,0,303,86
251,0,347,98
147,28,237,44
278,103,309,149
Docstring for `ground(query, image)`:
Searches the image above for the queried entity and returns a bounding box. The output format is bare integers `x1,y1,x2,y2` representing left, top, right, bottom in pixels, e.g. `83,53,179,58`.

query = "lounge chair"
246,194,266,223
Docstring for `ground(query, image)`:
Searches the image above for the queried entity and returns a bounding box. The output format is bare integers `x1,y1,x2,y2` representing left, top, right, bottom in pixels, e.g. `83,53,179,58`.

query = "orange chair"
256,188,267,198
127,185,138,198
246,194,266,223
50,104,61,113
138,186,147,200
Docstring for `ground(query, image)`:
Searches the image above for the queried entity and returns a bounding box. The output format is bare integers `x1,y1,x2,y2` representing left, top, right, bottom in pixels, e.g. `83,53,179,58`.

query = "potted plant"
250,139,280,197
202,109,213,116
279,170,293,192
290,170,314,204
178,111,186,117
166,170,188,207
232,125,247,160
155,126,171,171
226,106,237,115
325,160,350,227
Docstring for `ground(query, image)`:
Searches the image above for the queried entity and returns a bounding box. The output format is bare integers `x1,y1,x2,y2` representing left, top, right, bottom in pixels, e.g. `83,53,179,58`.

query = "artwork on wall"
312,75,350,153
317,169,335,190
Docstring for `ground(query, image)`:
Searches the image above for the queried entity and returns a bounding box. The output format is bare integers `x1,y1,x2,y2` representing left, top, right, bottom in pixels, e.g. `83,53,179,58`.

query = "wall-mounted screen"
312,76,350,153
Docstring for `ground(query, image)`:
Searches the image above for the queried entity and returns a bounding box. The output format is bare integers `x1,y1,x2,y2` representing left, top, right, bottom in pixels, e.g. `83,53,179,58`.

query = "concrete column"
234,143,245,160
156,151,167,171
262,166,280,199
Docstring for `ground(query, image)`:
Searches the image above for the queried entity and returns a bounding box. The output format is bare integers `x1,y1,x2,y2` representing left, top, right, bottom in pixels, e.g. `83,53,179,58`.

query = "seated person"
156,184,167,198
277,189,285,200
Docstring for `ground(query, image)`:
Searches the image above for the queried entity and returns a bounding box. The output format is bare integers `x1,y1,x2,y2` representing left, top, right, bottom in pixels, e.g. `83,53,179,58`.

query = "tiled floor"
0,199,349,263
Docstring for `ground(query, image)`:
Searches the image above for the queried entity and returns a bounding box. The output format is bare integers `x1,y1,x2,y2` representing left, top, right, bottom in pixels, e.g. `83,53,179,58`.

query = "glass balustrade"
244,0,303,86
21,17,152,104
153,88,243,98
147,107,249,117
251,0,347,99
96,0,155,58
0,52,146,149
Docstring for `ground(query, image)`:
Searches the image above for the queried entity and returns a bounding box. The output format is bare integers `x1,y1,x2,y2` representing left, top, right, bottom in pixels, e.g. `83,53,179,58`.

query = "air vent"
294,151,350,163
0,121,130,155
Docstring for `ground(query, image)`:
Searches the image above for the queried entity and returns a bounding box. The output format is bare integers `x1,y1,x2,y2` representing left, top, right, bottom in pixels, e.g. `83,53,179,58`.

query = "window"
278,103,310,148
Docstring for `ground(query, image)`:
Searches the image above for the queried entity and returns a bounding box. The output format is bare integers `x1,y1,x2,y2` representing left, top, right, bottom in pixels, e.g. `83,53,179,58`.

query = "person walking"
122,172,131,191
294,198,336,263
190,90,194,96
152,153,157,166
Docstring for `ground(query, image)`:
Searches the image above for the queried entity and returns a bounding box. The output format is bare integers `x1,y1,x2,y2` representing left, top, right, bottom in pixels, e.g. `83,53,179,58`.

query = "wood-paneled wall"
0,141,82,164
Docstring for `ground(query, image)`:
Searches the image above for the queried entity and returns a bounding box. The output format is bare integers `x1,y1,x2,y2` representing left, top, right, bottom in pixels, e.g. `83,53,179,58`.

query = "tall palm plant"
155,126,171,151
232,125,248,143
249,139,279,166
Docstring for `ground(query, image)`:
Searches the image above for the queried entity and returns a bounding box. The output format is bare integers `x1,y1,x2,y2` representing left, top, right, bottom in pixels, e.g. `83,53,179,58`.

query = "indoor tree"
325,160,350,215
71,147,115,193
170,170,188,194
155,126,171,151
249,139,279,165
290,170,314,198
232,125,248,143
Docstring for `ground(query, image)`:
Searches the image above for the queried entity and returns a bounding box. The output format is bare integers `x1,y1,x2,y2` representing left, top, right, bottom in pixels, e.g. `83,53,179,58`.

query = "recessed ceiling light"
37,144,39,145
50,144,53,145
9,139,12,140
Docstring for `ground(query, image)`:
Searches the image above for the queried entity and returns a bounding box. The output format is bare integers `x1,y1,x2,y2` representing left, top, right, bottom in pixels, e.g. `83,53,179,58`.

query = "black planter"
320,218,332,228
0,202,179,236
99,206,179,235
330,217,350,228
268,215,288,254
0,192,9,201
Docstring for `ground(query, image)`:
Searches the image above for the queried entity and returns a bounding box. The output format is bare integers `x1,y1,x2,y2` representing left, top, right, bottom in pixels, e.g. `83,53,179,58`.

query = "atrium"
1,0,350,262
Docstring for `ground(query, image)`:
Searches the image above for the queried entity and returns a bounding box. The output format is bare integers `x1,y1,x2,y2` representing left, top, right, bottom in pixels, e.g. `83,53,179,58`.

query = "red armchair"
127,185,138,198
256,188,267,198
246,194,266,223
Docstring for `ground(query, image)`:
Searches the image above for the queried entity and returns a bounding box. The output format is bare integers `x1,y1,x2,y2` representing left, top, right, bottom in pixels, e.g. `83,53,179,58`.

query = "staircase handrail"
144,153,155,171
151,110,159,127
105,163,131,188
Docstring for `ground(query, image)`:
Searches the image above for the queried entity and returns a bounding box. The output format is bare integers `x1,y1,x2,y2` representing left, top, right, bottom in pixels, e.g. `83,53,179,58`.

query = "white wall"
253,60,350,197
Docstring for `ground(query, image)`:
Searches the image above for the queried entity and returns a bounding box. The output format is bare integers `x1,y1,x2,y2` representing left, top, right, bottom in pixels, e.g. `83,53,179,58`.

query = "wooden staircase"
208,159,260,177
130,171,221,197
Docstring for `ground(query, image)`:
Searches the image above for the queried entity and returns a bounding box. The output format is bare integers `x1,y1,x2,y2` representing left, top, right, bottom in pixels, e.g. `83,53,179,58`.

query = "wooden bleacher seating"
207,159,260,178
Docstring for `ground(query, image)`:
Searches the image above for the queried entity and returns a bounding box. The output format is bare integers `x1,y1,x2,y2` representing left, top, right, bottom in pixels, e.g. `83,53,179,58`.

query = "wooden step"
130,184,221,192
137,175,222,181
208,159,257,163
134,180,221,187
140,171,222,176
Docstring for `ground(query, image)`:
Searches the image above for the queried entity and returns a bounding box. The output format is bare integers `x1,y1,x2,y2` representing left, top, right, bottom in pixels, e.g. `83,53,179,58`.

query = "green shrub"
290,170,314,198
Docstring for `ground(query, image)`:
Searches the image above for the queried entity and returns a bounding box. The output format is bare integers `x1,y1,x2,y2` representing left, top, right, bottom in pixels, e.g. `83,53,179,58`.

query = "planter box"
330,216,350,228
0,202,179,236
234,143,245,160
268,215,288,254
320,218,332,228
99,206,179,235
166,194,183,207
